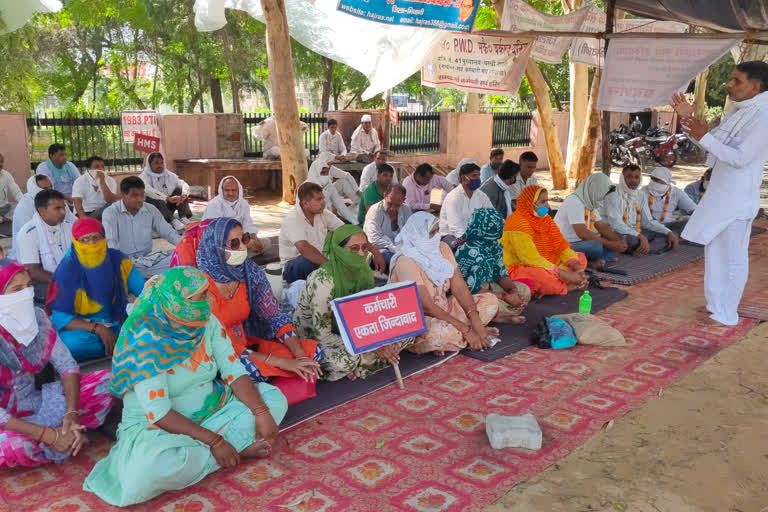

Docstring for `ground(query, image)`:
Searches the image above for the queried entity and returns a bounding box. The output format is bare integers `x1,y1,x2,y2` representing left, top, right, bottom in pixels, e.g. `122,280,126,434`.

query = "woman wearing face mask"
390,212,499,354
47,218,146,361
84,267,287,506
197,218,322,385
294,225,412,381
305,152,359,225
502,185,589,296
0,261,114,468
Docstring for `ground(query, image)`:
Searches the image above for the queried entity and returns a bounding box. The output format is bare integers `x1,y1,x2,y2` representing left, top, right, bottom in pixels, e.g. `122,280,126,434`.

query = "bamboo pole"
600,0,616,175
525,59,567,190
260,0,308,203
693,70,709,120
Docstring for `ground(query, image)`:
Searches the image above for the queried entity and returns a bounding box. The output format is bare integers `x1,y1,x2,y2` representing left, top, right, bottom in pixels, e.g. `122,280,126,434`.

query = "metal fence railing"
243,112,327,158
492,112,533,147
27,113,145,172
389,112,440,154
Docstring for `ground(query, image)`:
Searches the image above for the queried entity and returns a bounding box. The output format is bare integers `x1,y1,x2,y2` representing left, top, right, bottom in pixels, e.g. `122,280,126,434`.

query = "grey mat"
281,351,457,430
591,225,767,286
252,235,279,266
462,285,629,362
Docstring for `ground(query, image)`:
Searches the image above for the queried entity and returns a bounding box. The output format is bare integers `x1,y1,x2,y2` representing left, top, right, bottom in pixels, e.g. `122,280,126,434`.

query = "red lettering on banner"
332,282,426,355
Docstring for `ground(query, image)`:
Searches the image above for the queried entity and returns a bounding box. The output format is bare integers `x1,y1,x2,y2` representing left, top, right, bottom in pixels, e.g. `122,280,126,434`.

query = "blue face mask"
536,205,549,217
467,178,481,191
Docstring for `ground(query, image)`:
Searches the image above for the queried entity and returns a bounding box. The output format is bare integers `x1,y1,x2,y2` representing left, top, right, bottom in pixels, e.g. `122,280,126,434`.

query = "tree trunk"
575,69,602,186
321,57,333,114
693,70,708,120
465,92,481,113
210,78,225,113
260,0,308,203
566,63,588,178
220,29,241,113
383,89,392,150
525,59,567,190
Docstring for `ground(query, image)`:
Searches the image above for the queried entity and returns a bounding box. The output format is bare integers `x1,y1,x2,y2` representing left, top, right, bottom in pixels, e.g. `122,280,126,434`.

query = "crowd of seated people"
0,133,703,507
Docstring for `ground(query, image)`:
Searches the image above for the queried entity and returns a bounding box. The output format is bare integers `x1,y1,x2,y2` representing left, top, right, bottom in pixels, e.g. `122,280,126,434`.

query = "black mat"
281,351,457,430
462,285,629,362
592,225,767,286
253,235,279,266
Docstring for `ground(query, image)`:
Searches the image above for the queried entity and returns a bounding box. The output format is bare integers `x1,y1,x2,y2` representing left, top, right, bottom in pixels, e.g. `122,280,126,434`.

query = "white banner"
120,111,159,143
501,0,599,64
597,39,738,113
421,34,533,95
570,19,687,67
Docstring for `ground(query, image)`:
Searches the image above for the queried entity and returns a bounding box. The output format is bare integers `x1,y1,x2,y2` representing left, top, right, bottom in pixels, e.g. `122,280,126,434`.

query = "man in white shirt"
318,119,350,163
359,150,399,193
508,151,540,209
672,60,768,325
363,184,411,267
35,143,81,201
0,154,22,223
642,166,697,232
479,148,505,183
350,114,380,163
140,152,192,230
554,173,627,268
600,164,680,255
445,157,475,187
202,176,270,255
439,162,493,249
280,182,385,283
71,155,119,221
16,189,73,301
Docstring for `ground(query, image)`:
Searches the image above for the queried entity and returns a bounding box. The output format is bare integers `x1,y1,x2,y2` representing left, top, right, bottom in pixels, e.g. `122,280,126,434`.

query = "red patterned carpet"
3,234,768,512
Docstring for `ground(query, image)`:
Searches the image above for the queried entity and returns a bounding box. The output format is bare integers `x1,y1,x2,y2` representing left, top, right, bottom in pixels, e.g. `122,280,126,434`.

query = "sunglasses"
226,233,252,250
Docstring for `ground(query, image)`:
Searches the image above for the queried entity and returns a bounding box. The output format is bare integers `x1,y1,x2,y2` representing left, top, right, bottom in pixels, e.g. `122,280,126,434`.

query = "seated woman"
501,185,588,296
389,212,499,354
455,208,530,324
84,267,287,507
170,219,213,268
47,218,146,361
197,217,322,384
0,262,113,468
294,225,412,381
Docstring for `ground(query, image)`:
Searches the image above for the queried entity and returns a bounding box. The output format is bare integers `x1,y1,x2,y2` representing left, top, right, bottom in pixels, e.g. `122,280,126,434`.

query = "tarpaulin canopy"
615,0,768,33
194,0,443,100
0,0,61,34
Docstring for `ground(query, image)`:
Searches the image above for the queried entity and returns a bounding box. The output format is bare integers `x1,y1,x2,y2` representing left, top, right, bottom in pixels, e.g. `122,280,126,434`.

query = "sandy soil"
486,322,768,512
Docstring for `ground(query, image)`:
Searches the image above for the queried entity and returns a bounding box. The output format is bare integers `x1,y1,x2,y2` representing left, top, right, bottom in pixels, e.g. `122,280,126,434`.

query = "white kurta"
682,92,768,325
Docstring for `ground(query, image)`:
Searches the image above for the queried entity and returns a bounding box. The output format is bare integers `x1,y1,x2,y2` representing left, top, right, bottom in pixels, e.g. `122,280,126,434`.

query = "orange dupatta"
504,185,572,265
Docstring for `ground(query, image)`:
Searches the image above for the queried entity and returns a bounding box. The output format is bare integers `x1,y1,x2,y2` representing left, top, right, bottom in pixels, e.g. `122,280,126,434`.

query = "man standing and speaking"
671,61,768,326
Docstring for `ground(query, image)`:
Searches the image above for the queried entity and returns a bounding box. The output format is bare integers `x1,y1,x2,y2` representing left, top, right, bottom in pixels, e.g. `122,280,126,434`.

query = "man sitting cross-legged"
280,182,386,284
643,166,697,233
363,184,412,267
554,173,627,269
102,176,182,279
402,163,454,213
600,164,680,255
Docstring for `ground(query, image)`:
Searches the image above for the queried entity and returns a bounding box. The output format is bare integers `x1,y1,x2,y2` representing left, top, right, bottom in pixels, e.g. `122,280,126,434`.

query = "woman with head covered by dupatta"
47,218,146,361
293,224,413,381
197,217,322,385
501,185,588,296
0,261,113,468
389,212,499,355
84,266,287,507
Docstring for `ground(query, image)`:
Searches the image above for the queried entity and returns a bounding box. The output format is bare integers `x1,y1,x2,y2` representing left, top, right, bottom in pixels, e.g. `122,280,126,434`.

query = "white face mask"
648,181,670,196
0,287,39,346
317,174,330,187
226,249,248,266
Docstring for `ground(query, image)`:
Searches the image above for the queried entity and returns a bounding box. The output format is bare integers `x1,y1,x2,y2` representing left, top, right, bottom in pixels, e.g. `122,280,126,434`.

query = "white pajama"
325,183,358,225
704,219,751,325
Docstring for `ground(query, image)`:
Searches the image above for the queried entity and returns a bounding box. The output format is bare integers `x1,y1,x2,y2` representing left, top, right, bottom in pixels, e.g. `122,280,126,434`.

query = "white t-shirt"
16,218,74,270
279,207,344,263
72,171,118,211
554,194,602,243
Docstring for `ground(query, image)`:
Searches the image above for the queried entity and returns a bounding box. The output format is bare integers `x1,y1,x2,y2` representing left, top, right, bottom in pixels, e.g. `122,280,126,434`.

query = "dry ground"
486,322,768,512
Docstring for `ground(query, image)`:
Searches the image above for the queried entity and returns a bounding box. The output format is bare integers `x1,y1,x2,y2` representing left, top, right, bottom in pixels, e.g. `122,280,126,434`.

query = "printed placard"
337,0,480,33
133,133,160,153
331,281,427,355
121,110,158,143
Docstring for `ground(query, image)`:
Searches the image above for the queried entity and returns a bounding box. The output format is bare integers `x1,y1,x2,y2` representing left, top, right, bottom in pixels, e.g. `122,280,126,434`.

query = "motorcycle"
609,124,640,167
623,132,678,169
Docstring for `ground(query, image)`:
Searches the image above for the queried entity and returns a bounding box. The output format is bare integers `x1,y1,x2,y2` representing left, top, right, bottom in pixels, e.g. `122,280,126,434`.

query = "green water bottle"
578,290,592,314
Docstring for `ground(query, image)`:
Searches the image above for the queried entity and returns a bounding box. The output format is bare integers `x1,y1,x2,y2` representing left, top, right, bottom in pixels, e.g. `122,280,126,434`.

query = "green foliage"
705,53,734,109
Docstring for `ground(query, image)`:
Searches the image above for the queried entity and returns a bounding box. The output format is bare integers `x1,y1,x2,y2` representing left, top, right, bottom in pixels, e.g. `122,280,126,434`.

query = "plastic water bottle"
578,290,592,314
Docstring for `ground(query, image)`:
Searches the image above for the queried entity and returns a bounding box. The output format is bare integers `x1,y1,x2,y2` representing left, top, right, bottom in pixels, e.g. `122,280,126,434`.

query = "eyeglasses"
226,233,252,250
345,244,369,255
